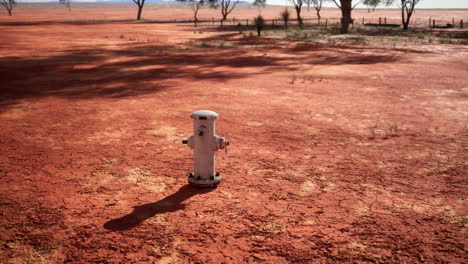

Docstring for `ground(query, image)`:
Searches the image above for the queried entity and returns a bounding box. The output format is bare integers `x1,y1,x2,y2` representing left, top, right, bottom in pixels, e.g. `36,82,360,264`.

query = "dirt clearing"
0,4,467,263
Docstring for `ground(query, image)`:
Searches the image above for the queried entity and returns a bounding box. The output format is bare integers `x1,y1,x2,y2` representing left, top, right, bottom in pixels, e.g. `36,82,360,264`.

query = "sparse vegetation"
133,0,146,20
252,0,267,14
306,0,326,21
254,15,265,36
289,0,305,27
217,0,240,21
281,8,291,29
1,0,15,16
178,0,207,27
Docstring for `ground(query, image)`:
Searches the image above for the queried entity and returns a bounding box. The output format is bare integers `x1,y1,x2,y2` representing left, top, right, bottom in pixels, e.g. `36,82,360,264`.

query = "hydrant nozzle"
183,110,229,187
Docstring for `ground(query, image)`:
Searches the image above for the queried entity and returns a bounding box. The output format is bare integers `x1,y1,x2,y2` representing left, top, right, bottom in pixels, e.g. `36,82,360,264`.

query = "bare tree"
367,0,421,30
332,0,362,33
133,0,145,20
289,0,305,27
178,0,206,27
307,0,326,20
398,0,420,30
219,0,239,21
1,0,15,16
60,0,71,11
364,0,379,12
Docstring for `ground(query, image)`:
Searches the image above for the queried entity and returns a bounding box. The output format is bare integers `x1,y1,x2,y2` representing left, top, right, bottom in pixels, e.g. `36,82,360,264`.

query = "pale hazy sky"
268,0,468,9
18,0,468,9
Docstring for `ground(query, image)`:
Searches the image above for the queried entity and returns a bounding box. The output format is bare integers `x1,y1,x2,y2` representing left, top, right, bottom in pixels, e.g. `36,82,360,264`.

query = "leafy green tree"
364,0,379,12
253,0,266,14
1,0,15,16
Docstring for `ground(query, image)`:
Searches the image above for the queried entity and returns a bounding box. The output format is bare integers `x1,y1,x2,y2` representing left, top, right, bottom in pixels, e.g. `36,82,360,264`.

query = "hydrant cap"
191,110,218,120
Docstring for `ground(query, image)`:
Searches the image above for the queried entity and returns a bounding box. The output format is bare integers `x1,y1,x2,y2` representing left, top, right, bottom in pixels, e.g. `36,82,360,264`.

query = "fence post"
325,18,327,28
379,17,381,25
362,17,364,24
384,17,387,24
452,18,454,25
461,20,464,29
428,17,431,28
432,19,435,28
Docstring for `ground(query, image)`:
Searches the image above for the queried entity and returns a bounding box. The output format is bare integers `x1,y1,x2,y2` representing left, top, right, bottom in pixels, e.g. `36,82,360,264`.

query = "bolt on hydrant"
182,110,229,187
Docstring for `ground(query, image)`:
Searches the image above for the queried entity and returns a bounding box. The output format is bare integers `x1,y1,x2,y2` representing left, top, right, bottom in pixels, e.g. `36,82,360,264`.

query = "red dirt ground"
0,4,467,264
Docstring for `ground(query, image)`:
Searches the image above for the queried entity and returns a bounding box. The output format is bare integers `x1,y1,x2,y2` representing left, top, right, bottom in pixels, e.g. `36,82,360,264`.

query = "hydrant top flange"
191,110,218,120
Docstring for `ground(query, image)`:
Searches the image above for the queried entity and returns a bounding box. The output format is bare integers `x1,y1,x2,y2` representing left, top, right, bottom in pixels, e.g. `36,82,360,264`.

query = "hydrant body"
183,110,228,187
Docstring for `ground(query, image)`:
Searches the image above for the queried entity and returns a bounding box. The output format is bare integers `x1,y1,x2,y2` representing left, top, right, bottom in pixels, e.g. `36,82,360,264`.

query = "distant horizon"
16,0,468,10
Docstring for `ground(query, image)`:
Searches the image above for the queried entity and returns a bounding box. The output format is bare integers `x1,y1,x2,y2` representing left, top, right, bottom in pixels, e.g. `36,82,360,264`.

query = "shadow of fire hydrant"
103,184,215,231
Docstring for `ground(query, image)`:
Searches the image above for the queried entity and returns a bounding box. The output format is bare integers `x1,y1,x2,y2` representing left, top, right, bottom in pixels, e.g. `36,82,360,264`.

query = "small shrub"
384,122,399,139
120,34,125,39
280,8,290,29
254,15,265,36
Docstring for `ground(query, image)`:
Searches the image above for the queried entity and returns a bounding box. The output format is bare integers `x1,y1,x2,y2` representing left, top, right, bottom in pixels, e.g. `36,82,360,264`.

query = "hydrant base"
188,172,221,187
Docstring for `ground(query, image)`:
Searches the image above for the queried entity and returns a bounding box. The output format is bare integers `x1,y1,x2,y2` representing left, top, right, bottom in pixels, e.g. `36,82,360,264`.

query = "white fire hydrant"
182,110,229,187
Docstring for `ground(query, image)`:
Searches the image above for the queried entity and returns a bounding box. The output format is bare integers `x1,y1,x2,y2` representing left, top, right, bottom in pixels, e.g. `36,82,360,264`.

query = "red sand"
0,4,467,263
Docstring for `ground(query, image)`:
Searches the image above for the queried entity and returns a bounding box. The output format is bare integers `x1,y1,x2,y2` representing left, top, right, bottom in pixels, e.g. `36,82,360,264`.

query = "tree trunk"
194,10,198,28
295,6,303,27
340,0,352,34
8,9,12,16
401,4,409,30
403,22,409,30
137,5,143,20
401,5,414,31
222,12,228,21
316,9,321,20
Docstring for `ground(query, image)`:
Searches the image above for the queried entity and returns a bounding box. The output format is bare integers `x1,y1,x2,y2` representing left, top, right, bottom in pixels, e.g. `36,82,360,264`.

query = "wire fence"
184,16,466,30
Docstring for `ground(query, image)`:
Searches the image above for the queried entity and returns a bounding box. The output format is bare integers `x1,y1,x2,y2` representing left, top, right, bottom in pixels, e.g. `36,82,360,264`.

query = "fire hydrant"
182,110,229,187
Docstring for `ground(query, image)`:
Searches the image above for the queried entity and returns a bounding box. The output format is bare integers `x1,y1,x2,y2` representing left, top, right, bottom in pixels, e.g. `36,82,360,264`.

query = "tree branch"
352,0,363,9
332,0,341,9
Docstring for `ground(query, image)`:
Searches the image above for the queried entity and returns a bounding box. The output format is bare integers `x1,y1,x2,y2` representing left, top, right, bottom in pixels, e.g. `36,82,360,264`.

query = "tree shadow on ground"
0,36,409,112
103,184,215,231
0,42,282,111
